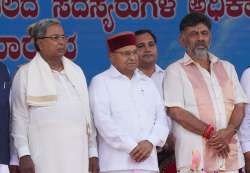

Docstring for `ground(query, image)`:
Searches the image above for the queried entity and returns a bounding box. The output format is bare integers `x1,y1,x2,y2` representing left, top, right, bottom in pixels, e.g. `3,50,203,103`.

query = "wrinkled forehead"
28,18,61,38
45,24,65,35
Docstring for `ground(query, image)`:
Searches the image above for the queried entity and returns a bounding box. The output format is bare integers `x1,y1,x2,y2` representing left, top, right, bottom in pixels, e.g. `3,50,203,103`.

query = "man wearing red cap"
89,32,170,173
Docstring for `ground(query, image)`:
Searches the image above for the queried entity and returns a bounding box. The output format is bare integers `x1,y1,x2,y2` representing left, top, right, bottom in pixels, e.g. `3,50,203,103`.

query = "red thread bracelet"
203,124,214,139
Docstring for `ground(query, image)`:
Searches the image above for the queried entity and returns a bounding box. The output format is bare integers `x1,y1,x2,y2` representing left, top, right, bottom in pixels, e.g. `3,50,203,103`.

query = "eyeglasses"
113,49,137,57
38,35,67,41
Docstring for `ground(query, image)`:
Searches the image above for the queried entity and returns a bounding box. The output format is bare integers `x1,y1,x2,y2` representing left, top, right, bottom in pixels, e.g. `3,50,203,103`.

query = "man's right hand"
207,129,232,158
130,140,153,162
9,165,20,173
19,155,35,173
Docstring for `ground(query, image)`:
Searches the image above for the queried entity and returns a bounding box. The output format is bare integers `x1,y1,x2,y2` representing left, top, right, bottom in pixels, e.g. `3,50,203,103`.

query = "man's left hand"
130,140,153,162
89,157,99,173
207,127,235,147
207,127,235,158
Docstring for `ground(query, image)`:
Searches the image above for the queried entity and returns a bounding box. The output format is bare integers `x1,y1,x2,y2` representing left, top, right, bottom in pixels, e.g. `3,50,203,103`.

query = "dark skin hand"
130,140,153,162
207,102,245,159
207,128,235,158
89,157,99,173
167,107,230,157
245,152,250,173
167,104,245,159
9,165,20,173
167,107,208,136
162,133,175,152
19,155,35,173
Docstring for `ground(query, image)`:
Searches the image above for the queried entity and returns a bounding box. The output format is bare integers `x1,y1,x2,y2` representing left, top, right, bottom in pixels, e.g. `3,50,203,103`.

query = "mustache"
195,41,208,47
142,54,154,58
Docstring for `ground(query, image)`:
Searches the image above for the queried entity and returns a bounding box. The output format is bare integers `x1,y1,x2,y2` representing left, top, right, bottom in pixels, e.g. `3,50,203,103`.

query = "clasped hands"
207,127,236,158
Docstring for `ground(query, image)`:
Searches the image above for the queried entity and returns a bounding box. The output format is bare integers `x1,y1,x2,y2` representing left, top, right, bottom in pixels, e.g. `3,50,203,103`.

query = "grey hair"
27,18,61,51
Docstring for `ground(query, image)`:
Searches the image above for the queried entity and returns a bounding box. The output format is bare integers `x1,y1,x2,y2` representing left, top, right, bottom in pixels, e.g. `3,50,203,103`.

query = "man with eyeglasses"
11,18,98,173
135,29,175,173
89,32,170,173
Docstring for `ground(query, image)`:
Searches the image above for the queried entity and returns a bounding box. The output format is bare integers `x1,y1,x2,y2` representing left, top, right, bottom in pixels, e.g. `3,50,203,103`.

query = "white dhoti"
28,71,89,173
29,122,88,173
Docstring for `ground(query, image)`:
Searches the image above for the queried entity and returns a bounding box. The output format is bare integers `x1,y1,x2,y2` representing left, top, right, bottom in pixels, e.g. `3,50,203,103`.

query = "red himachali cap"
107,32,136,52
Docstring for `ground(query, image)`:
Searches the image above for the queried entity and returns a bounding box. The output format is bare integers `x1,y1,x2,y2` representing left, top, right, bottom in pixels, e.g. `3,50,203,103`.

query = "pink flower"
191,149,201,171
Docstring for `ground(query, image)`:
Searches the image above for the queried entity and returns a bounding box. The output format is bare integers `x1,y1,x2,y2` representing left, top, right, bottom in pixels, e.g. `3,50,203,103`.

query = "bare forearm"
167,107,208,136
227,103,245,130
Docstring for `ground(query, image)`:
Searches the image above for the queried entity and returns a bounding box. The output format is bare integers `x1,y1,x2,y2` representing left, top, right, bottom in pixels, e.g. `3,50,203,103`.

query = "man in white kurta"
135,29,174,172
11,56,98,173
239,67,250,172
149,65,164,97
164,53,247,172
11,18,98,173
89,32,170,173
163,13,247,173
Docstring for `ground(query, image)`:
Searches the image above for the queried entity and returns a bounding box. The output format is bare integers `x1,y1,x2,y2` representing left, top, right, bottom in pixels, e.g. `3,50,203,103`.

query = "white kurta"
11,66,97,173
89,66,170,172
163,53,247,172
239,67,250,153
149,65,172,129
150,64,164,98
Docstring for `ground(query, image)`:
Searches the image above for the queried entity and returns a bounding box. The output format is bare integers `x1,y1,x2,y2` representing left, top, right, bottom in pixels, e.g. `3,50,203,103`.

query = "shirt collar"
108,65,123,78
155,64,164,73
108,65,148,81
182,52,219,66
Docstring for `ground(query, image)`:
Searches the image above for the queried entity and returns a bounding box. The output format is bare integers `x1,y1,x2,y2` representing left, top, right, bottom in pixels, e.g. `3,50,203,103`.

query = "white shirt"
239,67,250,153
89,65,170,172
149,64,172,129
150,65,164,98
